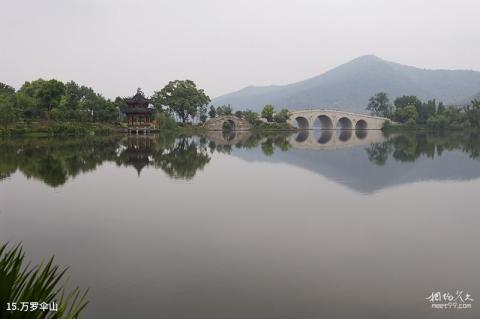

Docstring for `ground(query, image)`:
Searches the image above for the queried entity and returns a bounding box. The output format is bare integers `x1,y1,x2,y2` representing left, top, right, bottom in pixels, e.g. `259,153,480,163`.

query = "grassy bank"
0,121,120,137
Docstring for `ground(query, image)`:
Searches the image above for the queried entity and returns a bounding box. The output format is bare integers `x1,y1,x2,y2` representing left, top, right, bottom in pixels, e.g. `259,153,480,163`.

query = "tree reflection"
153,138,211,179
366,132,480,165
2,131,480,187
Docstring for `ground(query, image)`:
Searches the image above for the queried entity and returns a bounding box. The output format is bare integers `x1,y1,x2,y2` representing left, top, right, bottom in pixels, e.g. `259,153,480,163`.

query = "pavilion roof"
124,89,152,106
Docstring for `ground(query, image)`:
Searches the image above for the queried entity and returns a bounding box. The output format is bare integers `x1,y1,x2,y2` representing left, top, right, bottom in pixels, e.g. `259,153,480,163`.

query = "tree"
18,79,65,119
417,99,436,124
464,99,480,128
208,105,216,118
261,104,275,122
216,105,232,116
0,95,17,130
366,92,392,118
437,102,446,114
36,79,65,119
234,110,243,119
152,80,210,123
274,108,290,123
394,95,422,109
394,105,418,123
0,82,15,96
156,112,177,130
243,110,260,125
199,105,208,123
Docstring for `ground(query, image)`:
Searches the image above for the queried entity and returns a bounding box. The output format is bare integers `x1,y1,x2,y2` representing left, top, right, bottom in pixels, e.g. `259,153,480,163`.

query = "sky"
1,0,479,99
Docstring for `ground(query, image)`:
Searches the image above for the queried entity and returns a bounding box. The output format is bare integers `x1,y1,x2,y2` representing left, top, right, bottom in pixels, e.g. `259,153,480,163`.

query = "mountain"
213,55,480,112
457,91,480,106
231,144,480,194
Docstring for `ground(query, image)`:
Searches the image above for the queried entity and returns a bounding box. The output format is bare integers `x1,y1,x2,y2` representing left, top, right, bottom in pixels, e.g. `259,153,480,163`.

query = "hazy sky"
1,0,479,99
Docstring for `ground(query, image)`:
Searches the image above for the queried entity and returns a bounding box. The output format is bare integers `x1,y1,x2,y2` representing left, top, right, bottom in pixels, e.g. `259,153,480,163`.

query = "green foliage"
0,243,88,319
16,79,118,123
365,141,393,165
208,105,216,118
156,112,177,130
261,104,275,122
416,99,436,124
153,138,210,179
394,95,422,109
464,99,480,128
387,95,480,131
0,83,15,96
427,114,448,130
198,105,208,123
405,118,417,128
260,139,275,156
234,110,243,119
0,94,18,130
152,80,210,123
242,110,260,125
216,105,232,116
366,92,393,118
273,108,290,123
394,105,418,123
21,79,65,119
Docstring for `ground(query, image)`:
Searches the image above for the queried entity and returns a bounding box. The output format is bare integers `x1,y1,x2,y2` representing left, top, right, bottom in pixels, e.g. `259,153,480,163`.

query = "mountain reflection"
1,131,480,190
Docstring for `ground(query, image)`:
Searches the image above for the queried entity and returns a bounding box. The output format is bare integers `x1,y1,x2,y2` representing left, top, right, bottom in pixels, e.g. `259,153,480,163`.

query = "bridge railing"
289,108,390,120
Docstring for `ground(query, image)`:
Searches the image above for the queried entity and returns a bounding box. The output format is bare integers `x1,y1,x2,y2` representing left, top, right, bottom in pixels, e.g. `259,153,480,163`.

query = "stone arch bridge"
204,115,252,131
288,109,390,130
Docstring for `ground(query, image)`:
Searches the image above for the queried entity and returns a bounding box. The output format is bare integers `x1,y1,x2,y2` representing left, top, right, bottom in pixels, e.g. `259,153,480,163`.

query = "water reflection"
1,131,480,191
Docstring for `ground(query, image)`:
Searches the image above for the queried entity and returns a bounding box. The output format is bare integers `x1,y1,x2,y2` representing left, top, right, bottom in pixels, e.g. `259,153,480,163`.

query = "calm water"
1,130,480,318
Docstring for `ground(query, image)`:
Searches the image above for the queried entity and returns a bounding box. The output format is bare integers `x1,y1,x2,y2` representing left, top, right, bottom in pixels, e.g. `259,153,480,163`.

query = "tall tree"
199,105,208,123
274,108,290,123
261,104,275,122
394,95,422,109
152,80,210,123
208,105,216,118
19,79,65,119
0,95,17,130
0,83,15,96
216,105,232,116
234,110,243,119
243,110,259,125
366,92,393,118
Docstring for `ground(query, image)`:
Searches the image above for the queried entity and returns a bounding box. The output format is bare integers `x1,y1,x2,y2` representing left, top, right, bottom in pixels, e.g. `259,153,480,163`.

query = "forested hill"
212,55,480,112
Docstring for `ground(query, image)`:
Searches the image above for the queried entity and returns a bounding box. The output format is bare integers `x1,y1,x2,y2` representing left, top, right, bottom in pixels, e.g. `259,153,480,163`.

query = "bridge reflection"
290,129,385,150
204,129,386,151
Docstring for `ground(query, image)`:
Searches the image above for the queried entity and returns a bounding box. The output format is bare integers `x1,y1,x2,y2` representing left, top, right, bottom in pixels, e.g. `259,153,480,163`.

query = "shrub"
0,243,88,319
157,112,177,130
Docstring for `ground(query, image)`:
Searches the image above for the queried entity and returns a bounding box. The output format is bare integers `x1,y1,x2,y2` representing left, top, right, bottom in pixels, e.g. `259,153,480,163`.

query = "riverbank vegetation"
0,243,88,318
366,92,480,131
0,80,295,136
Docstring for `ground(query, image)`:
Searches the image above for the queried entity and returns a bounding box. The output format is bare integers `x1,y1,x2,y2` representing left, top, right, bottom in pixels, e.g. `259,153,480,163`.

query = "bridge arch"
313,115,334,130
294,116,310,130
316,130,333,144
204,115,252,131
355,129,367,139
355,119,368,130
295,130,309,142
288,109,390,130
222,119,236,131
337,117,353,130
338,129,352,142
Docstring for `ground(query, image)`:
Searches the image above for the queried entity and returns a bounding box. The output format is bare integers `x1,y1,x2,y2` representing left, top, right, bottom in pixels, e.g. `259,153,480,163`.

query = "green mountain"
212,55,480,112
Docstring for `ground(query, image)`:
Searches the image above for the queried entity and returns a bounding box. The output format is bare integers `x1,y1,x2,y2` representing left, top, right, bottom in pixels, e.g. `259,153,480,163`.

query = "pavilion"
122,88,156,128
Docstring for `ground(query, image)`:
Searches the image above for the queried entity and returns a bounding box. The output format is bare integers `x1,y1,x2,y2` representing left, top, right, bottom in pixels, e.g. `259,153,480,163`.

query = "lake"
1,130,479,318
